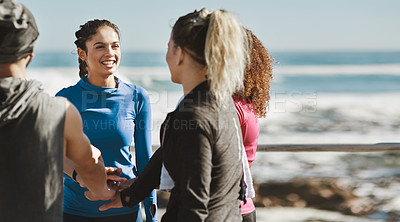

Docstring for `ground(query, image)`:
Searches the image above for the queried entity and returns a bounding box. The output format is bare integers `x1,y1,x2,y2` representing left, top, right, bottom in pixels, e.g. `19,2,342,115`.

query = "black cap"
0,0,39,63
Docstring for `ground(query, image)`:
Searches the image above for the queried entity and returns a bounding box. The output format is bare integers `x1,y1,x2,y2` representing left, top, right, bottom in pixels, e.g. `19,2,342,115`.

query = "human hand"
116,177,136,192
97,177,137,211
105,167,128,190
105,166,123,176
75,174,86,188
98,191,125,211
84,186,116,201
84,167,128,201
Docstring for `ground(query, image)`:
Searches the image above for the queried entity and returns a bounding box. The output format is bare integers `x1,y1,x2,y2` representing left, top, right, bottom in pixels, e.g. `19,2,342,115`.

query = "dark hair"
0,0,39,63
74,19,120,78
171,9,210,66
234,30,273,118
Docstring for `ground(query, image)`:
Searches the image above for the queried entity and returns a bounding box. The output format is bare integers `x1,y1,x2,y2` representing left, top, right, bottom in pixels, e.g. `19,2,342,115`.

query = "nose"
105,45,114,57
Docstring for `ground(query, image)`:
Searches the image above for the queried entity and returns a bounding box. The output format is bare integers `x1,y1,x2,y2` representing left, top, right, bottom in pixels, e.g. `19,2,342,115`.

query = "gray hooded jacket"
0,77,66,222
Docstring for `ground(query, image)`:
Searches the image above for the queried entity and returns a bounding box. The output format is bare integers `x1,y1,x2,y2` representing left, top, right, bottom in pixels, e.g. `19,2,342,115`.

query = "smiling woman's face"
80,26,121,78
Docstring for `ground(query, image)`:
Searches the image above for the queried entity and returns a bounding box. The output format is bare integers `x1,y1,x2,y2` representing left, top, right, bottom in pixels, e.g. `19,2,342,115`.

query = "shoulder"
64,100,82,126
233,99,246,121
33,86,68,109
65,100,78,115
63,100,84,141
174,103,215,135
32,91,68,125
234,98,255,117
55,82,84,108
56,82,81,98
121,81,150,101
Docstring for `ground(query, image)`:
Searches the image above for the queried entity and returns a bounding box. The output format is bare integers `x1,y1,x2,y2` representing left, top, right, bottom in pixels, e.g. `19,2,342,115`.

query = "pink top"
234,98,259,215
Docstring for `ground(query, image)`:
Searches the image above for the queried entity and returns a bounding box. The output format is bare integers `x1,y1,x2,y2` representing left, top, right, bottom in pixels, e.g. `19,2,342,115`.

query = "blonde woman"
96,9,249,221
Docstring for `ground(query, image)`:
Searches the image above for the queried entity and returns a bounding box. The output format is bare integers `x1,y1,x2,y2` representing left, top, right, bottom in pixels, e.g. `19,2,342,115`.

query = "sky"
18,0,400,53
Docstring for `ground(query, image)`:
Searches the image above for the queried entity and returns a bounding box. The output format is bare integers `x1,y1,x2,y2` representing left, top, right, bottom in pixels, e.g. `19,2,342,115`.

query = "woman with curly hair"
233,30,273,222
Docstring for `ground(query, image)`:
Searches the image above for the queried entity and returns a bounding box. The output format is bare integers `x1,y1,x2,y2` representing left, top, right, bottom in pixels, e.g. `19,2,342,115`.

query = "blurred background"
19,0,400,221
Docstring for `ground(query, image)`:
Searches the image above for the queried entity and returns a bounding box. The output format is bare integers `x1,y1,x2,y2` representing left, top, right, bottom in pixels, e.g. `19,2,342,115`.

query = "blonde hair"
205,10,249,103
172,9,249,104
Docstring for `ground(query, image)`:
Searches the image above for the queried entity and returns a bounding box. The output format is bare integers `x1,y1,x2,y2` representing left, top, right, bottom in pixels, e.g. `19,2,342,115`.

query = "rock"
253,178,376,216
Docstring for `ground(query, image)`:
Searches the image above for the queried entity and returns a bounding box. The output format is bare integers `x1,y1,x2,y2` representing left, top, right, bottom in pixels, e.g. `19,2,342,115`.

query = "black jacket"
123,81,243,222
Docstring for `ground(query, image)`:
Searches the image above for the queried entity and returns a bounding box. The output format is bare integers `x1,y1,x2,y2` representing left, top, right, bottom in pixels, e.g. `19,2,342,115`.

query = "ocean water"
27,51,400,145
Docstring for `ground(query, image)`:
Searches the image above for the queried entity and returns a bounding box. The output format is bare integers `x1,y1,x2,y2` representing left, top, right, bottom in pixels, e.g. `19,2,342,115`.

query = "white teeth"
102,61,115,65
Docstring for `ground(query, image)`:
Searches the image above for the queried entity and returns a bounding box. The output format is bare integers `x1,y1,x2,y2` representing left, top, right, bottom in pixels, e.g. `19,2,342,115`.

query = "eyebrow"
93,41,120,46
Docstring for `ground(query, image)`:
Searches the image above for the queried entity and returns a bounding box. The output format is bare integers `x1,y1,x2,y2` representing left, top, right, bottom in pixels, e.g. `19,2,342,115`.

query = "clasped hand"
84,167,136,211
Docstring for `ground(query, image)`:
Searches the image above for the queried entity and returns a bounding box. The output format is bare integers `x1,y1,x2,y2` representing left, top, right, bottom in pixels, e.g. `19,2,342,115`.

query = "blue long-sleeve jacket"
56,75,156,220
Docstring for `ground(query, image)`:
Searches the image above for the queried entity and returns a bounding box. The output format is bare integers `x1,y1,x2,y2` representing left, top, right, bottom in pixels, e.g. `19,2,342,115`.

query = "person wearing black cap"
0,0,116,221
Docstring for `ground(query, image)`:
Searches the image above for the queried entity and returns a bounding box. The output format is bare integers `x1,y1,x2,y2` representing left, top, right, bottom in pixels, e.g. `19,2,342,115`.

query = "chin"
170,76,181,84
104,69,117,75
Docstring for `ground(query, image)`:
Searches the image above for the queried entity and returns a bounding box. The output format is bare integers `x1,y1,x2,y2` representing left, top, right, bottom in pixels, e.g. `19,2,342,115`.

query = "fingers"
117,178,137,192
84,188,116,202
105,167,127,190
84,190,96,201
105,167,123,176
104,189,117,200
99,202,113,211
107,180,121,191
106,174,128,182
114,168,122,175
98,193,123,211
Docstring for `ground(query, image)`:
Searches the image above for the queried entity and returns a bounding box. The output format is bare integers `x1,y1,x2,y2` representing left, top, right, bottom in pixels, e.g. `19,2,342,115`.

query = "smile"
101,60,116,65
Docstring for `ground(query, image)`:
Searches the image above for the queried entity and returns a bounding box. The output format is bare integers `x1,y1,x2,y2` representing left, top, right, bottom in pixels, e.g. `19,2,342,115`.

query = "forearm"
134,120,152,174
64,102,112,200
176,128,212,221
73,145,109,199
135,91,152,173
122,147,162,206
63,155,75,178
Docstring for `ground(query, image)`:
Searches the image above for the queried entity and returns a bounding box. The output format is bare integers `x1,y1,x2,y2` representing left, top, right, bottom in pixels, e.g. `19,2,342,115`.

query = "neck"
87,74,117,88
0,62,26,80
181,68,207,96
179,59,207,96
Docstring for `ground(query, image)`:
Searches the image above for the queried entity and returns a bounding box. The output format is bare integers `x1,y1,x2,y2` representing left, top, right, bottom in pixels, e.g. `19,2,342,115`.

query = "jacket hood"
0,77,42,127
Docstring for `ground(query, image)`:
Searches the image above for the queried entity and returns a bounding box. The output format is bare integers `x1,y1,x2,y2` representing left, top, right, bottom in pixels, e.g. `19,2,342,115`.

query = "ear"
22,52,34,61
176,46,184,65
78,48,87,61
22,52,35,69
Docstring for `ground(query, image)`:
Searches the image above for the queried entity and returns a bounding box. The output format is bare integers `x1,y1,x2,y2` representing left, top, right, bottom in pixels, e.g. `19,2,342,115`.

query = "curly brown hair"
235,30,273,118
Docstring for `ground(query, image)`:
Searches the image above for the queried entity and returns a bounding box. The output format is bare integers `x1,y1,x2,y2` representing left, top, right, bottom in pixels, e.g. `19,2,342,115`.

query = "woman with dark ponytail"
73,20,118,78
56,19,157,222
98,9,249,222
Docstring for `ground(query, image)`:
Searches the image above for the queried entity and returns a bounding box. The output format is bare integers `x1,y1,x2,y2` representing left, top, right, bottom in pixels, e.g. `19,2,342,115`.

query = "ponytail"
235,30,274,118
78,58,88,78
205,10,249,103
